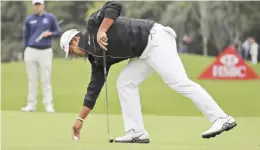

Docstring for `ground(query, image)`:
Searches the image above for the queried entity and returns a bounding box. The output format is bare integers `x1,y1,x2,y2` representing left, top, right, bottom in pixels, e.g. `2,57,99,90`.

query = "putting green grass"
2,111,260,150
2,55,260,150
2,55,260,116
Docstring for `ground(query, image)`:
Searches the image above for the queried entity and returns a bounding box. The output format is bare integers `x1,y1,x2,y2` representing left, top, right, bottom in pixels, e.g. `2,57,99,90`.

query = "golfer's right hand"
43,31,52,37
72,119,83,140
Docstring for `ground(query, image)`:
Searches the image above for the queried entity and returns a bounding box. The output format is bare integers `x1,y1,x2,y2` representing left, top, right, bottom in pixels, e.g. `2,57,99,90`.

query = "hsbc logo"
212,54,247,78
199,46,259,80
220,54,239,67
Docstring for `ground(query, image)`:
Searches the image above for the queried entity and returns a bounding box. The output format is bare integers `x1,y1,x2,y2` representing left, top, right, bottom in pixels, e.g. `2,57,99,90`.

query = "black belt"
29,46,51,50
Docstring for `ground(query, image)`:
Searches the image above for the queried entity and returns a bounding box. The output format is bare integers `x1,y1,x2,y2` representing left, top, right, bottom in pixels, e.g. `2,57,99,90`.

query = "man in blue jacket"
22,0,61,112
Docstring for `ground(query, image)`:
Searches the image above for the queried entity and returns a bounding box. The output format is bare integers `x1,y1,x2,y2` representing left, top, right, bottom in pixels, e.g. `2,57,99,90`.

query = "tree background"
1,1,260,62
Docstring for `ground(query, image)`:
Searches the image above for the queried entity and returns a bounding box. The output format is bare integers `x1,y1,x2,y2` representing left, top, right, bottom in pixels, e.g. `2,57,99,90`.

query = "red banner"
199,46,259,80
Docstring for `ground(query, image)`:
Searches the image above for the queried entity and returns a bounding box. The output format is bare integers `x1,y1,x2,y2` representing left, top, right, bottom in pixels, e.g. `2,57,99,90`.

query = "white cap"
32,0,44,4
60,29,80,58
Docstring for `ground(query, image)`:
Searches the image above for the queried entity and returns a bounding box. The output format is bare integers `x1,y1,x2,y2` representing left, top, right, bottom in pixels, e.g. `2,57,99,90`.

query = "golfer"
60,1,237,143
22,0,61,112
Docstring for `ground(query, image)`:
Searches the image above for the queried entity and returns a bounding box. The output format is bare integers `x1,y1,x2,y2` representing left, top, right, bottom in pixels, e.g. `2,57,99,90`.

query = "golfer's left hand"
72,120,83,140
97,30,108,51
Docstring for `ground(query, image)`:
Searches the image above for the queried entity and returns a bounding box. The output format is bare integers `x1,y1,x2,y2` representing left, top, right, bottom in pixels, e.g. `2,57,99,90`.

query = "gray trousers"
24,47,53,107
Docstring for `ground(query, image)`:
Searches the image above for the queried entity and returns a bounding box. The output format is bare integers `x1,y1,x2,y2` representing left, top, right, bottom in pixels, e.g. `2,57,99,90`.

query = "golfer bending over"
60,1,237,143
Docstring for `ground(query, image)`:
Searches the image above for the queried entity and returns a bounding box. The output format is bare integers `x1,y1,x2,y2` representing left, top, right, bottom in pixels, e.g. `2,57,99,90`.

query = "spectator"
249,37,259,64
178,35,192,54
21,0,61,112
241,37,251,60
233,40,242,55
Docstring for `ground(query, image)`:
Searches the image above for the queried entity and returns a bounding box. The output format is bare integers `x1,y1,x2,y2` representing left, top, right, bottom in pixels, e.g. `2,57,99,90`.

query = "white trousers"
117,24,228,132
24,47,53,107
251,53,258,64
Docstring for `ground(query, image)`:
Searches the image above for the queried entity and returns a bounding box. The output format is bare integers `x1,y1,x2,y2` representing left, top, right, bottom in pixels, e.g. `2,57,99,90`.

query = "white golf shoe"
202,115,237,138
114,129,150,143
21,105,36,112
45,105,55,113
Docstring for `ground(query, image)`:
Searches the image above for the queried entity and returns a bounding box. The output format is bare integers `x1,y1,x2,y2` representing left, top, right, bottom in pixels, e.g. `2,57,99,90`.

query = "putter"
103,50,114,143
35,19,64,43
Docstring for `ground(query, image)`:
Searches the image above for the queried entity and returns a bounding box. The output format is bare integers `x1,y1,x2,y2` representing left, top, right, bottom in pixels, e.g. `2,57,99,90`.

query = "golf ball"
73,136,79,141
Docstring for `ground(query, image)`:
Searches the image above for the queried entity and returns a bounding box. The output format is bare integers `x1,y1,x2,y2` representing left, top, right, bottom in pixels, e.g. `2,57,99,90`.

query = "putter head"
109,137,114,143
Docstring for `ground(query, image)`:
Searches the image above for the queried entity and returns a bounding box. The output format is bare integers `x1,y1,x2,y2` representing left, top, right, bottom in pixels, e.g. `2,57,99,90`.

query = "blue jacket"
22,12,61,49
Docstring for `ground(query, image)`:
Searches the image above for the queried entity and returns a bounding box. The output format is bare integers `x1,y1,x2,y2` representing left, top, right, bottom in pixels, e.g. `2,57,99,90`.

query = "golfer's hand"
43,31,52,37
97,30,108,51
72,119,83,140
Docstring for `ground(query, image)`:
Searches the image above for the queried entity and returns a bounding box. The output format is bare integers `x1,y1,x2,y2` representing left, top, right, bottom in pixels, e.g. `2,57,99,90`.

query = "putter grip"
35,33,44,42
103,50,107,75
35,20,62,43
35,30,49,42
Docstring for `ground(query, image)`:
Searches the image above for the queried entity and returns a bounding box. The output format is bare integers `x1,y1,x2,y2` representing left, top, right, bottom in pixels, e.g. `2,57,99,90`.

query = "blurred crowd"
178,35,259,64
240,37,259,64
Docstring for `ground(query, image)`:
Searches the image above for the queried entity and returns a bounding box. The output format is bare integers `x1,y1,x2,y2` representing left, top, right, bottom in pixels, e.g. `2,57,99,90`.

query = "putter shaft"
103,50,112,141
